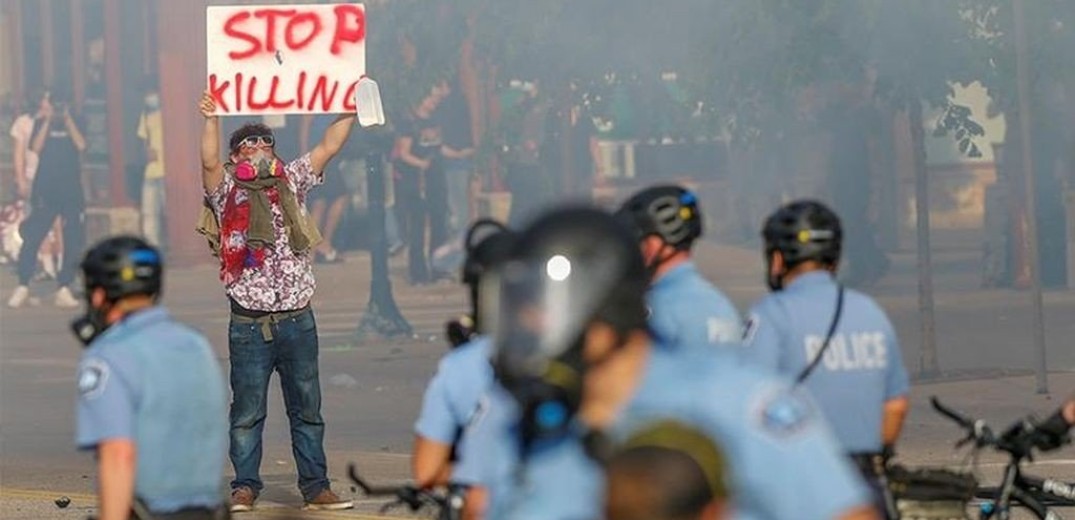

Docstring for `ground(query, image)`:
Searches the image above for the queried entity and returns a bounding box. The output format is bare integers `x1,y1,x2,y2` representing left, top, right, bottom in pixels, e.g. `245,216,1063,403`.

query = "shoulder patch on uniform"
742,313,759,344
754,387,813,438
78,359,110,400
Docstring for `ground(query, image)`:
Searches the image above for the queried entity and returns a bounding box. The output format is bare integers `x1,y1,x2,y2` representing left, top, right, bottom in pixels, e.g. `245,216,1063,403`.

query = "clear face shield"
481,246,628,443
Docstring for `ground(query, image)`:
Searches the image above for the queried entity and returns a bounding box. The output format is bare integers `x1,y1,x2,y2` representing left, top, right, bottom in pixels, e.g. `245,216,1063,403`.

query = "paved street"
1,229,1072,518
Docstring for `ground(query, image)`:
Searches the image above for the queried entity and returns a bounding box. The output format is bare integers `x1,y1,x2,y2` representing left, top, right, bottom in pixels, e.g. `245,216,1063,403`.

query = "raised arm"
64,109,87,153
199,91,224,192
309,113,357,174
12,125,28,198
31,107,51,156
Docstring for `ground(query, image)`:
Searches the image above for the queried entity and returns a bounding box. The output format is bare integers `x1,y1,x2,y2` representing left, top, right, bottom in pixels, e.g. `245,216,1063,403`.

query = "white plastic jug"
354,76,386,127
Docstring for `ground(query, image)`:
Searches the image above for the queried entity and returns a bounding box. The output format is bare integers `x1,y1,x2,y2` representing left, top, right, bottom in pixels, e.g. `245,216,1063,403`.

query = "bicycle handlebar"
930,397,973,429
931,396,999,448
347,462,451,515
928,396,1063,461
348,463,400,496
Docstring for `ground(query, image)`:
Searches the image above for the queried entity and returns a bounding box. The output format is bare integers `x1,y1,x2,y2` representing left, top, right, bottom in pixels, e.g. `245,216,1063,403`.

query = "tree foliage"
365,0,1075,156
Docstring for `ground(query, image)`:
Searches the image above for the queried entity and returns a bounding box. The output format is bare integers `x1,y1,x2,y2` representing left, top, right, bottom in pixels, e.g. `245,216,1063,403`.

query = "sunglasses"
240,135,275,148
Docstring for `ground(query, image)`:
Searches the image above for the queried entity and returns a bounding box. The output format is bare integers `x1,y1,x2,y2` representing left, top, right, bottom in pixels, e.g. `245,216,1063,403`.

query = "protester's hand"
147,149,159,163
16,181,29,200
200,91,217,118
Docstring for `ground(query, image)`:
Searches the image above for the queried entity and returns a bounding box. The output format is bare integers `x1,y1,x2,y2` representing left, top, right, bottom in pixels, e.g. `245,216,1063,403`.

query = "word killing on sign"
207,4,365,114
208,72,359,113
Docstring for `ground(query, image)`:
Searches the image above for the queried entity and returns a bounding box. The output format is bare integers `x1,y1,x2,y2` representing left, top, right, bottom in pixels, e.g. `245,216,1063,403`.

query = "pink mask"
234,161,256,181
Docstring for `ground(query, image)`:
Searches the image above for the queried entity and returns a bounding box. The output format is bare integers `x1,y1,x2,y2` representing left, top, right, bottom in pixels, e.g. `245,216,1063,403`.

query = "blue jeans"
443,159,473,234
141,177,166,248
227,307,329,501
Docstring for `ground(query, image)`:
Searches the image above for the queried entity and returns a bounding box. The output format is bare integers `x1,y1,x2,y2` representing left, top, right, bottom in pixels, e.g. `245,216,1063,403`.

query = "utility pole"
1012,0,1049,394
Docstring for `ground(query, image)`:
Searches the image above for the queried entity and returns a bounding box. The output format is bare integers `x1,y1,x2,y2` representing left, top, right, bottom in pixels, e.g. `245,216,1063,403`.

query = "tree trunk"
873,104,900,251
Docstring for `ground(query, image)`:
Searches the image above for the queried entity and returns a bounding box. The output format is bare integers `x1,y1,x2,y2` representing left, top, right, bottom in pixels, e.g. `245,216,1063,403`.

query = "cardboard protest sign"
206,3,366,115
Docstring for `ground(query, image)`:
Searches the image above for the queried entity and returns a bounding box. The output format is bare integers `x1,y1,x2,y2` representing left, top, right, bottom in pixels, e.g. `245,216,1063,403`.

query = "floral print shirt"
206,153,322,312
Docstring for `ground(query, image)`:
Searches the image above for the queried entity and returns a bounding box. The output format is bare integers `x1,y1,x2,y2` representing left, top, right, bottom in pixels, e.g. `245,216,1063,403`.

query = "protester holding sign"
197,3,367,512
199,88,356,512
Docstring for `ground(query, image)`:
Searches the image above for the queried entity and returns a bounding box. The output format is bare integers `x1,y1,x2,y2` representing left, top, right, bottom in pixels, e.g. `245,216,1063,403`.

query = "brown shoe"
230,486,256,513
302,488,353,511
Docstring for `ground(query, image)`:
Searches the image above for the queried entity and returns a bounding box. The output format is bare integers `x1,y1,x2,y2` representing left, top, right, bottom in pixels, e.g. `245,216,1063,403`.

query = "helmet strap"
765,251,786,292
644,241,680,281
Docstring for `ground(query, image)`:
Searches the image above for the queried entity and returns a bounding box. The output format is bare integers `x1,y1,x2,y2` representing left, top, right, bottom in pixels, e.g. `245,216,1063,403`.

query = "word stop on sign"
206,3,366,115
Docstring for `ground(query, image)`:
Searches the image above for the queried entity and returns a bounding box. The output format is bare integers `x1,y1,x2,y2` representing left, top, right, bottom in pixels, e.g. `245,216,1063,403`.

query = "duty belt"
849,451,885,476
230,305,309,342
849,452,899,520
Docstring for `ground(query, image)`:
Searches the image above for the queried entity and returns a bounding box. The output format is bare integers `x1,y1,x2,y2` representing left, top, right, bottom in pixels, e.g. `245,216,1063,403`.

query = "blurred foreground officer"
742,200,910,518
73,236,228,520
456,206,878,520
412,220,515,488
605,420,731,520
616,185,741,350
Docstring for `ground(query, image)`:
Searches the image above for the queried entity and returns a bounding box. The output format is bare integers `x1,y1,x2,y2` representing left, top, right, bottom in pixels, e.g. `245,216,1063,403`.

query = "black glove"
1030,410,1072,452
881,443,896,465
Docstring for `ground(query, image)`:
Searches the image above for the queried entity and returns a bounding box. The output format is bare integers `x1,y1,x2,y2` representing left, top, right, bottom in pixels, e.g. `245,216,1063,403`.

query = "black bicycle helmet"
462,219,514,289
446,219,516,346
762,200,842,268
80,235,163,302
616,185,703,250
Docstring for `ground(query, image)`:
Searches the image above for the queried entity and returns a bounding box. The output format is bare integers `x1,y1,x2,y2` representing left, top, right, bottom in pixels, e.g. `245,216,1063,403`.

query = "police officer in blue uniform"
73,236,228,520
412,220,515,489
741,200,910,518
456,206,879,520
616,185,742,350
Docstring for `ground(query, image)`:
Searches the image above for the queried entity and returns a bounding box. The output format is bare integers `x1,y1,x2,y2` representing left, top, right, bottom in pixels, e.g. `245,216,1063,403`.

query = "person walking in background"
435,79,476,234
137,78,167,249
7,90,62,279
393,94,444,285
8,84,87,309
502,81,551,227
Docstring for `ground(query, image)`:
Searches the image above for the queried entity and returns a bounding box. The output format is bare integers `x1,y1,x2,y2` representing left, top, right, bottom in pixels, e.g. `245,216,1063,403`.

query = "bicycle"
929,397,1075,519
348,463,464,520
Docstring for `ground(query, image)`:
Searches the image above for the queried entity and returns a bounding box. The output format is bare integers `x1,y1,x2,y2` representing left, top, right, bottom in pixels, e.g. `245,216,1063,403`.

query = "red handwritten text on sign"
206,3,366,115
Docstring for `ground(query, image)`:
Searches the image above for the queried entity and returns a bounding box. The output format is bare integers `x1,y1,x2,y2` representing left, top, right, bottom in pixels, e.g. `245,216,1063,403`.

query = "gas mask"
505,351,586,452
70,300,110,347
233,154,279,182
